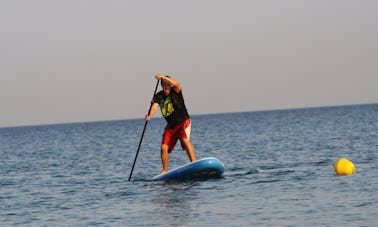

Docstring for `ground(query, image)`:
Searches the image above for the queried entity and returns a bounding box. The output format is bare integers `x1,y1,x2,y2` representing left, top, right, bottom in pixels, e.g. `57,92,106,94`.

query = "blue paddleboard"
153,157,224,181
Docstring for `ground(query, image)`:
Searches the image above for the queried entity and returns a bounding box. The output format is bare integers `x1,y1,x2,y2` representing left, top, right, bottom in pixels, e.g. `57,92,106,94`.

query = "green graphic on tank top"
161,97,174,117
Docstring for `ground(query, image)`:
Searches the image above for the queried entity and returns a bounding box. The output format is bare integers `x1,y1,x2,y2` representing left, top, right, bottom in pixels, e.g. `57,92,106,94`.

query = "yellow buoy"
333,158,355,175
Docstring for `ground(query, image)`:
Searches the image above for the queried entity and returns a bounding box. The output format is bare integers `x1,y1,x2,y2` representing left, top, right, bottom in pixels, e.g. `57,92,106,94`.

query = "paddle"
128,79,160,181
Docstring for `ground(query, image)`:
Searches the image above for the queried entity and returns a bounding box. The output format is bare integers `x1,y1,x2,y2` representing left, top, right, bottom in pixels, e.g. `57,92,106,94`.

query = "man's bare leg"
160,144,169,174
181,139,196,162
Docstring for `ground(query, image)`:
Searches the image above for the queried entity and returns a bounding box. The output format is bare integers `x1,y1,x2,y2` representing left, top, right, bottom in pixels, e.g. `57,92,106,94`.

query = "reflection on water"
152,182,200,226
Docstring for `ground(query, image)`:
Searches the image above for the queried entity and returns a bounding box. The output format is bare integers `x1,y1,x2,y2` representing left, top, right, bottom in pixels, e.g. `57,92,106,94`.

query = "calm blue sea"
1,104,377,226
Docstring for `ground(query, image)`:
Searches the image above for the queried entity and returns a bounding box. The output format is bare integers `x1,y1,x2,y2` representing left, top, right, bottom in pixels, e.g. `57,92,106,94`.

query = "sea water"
1,104,377,226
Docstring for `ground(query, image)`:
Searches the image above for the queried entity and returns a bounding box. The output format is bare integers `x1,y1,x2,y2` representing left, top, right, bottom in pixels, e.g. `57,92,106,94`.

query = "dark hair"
160,75,171,86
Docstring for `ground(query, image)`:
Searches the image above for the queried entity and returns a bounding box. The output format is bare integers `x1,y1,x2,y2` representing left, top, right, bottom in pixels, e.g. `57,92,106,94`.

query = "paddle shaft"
128,80,159,181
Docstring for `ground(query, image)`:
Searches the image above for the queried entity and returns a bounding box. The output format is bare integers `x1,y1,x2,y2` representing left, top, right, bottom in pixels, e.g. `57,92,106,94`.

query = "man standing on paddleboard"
145,74,196,174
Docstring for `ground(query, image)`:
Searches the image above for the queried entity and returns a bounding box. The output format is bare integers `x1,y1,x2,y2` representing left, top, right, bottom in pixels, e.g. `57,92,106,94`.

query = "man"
145,74,196,174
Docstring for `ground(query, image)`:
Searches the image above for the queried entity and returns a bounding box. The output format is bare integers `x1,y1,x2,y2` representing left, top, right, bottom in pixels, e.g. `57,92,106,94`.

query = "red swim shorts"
162,118,192,153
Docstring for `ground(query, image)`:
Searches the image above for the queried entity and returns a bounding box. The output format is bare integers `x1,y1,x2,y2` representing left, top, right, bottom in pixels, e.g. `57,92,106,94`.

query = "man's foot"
160,169,168,175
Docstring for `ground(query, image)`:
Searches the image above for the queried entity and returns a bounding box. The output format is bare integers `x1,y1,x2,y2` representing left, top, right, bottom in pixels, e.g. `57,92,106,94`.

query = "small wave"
246,168,262,174
254,179,284,184
105,191,139,199
354,201,374,208
224,168,261,178
0,180,15,186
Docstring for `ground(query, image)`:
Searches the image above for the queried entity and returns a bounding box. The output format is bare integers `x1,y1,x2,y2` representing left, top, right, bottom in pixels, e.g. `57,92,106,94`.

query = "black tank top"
153,89,190,128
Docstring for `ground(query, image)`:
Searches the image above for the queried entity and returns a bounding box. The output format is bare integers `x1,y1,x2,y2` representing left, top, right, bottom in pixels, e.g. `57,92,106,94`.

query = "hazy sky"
1,0,377,127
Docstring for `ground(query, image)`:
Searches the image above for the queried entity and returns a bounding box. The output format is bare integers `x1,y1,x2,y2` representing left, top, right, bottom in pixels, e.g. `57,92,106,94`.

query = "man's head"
161,75,172,95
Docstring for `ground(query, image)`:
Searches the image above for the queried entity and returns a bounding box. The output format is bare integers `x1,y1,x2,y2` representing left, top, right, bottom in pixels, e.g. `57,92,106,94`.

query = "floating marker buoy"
333,158,355,175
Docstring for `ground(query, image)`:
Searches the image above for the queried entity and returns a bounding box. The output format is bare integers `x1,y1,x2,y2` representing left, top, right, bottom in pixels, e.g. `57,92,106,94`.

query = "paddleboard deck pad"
153,157,224,181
